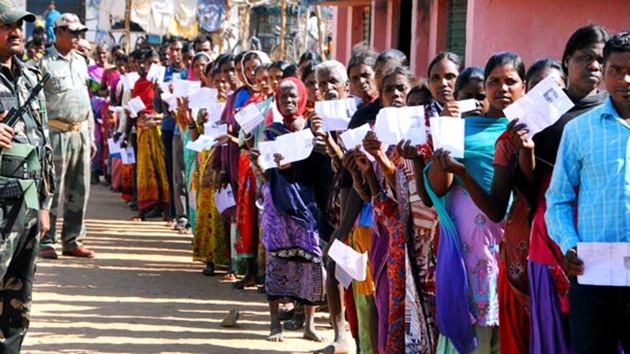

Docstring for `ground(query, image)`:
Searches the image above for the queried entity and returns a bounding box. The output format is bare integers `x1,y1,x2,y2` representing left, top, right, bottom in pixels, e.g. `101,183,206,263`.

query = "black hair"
167,36,185,46
376,48,408,67
194,34,212,47
300,62,317,82
298,51,323,67
483,51,526,82
379,66,415,95
347,44,376,73
30,36,44,47
562,24,609,72
455,66,484,96
110,44,123,55
183,42,194,54
282,64,299,78
215,53,235,69
130,49,143,60
234,52,244,65
603,31,630,64
32,26,46,36
255,63,270,74
242,51,263,66
116,54,128,63
192,52,211,66
141,48,159,62
427,51,463,77
270,60,291,73
525,57,566,84
408,80,431,97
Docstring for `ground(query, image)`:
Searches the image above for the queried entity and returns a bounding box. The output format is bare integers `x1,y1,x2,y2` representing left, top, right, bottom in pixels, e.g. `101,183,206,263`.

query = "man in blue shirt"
42,1,60,43
546,31,630,353
155,37,188,227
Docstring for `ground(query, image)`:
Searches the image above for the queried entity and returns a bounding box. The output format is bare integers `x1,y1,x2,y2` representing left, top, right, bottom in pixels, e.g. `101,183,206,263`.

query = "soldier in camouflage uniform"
0,2,55,351
38,13,96,259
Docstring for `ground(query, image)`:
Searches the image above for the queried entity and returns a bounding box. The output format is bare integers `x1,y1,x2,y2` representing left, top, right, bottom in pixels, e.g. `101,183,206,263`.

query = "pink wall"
332,6,366,66
466,0,630,68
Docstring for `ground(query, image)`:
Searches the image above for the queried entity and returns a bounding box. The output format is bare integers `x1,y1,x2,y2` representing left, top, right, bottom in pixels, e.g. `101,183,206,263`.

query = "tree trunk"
124,0,131,52
279,0,286,60
315,6,325,56
240,5,250,52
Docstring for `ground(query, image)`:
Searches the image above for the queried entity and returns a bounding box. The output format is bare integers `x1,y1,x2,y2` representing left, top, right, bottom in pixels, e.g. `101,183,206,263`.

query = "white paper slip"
339,123,371,151
160,92,178,112
203,123,228,140
160,81,172,94
578,242,630,286
270,102,283,123
315,98,358,132
457,99,477,113
125,97,146,118
214,185,236,214
185,135,215,152
173,80,202,98
328,239,368,288
373,106,426,146
235,103,265,135
430,117,465,158
107,138,122,156
188,88,219,109
121,72,140,92
146,64,166,84
108,106,125,113
275,129,315,165
120,146,136,164
503,75,574,136
335,263,354,289
206,101,226,123
257,140,278,171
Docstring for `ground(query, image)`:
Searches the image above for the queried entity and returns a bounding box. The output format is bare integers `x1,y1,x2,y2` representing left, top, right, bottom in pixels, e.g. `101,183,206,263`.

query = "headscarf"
274,77,307,122
240,50,271,88
187,52,212,81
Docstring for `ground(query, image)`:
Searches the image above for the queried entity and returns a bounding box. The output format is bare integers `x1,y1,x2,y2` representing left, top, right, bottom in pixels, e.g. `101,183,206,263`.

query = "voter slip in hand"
339,123,375,161
315,98,358,132
257,129,315,170
160,92,178,112
373,106,426,146
235,103,265,135
120,146,135,165
203,123,228,141
328,239,368,289
188,88,219,109
146,64,166,84
429,117,465,158
578,242,630,286
125,97,146,118
121,72,140,92
173,80,202,98
503,75,574,136
214,185,236,214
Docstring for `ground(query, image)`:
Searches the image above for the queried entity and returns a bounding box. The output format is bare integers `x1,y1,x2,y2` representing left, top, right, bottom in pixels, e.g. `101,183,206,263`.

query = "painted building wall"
466,0,630,68
334,0,629,79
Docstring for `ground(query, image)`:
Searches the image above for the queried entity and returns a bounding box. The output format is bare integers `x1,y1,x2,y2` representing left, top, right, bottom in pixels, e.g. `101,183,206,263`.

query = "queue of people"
0,3,628,353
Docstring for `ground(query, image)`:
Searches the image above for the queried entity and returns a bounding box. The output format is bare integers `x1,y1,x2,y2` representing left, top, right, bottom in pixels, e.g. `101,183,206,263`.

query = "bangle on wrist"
381,163,395,176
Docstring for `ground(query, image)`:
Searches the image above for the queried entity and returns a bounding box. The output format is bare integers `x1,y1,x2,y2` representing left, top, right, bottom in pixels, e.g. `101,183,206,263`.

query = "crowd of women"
90,25,630,354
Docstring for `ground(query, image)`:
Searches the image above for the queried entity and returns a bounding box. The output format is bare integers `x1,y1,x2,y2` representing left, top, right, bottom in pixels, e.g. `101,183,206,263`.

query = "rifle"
2,72,50,128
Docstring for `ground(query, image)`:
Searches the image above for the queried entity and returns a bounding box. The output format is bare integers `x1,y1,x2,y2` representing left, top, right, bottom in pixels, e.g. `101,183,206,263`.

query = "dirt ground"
22,185,355,354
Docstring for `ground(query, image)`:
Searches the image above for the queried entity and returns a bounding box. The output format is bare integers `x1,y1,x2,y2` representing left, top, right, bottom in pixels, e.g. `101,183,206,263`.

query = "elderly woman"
249,77,325,344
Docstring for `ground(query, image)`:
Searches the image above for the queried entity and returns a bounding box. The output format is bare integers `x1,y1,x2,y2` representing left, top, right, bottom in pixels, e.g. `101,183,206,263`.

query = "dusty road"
23,185,353,354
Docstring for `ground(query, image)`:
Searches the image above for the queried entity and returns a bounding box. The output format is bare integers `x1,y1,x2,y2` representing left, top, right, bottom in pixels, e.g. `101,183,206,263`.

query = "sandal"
223,272,237,281
283,317,305,331
130,216,144,222
233,277,257,289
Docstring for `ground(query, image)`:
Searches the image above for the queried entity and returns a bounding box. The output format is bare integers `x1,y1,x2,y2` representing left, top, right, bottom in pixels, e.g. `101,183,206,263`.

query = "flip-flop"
223,273,237,281
283,318,304,331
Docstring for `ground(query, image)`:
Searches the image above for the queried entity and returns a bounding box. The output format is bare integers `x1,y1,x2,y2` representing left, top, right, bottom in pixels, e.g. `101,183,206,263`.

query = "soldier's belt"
48,119,86,132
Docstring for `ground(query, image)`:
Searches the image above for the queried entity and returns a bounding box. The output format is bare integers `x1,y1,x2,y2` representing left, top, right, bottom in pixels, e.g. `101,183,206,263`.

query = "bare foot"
267,322,283,342
312,340,351,354
303,326,325,342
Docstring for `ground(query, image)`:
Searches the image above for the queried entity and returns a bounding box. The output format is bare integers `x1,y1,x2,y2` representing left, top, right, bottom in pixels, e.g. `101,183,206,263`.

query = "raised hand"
362,131,382,158
508,119,535,150
433,148,465,176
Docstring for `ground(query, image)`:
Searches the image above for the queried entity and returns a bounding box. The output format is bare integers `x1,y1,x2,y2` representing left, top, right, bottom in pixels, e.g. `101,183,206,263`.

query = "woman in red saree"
130,48,170,220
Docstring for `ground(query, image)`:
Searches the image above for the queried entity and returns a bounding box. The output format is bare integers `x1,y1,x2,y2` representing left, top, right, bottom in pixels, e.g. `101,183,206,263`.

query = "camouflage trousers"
0,197,39,353
41,127,91,251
